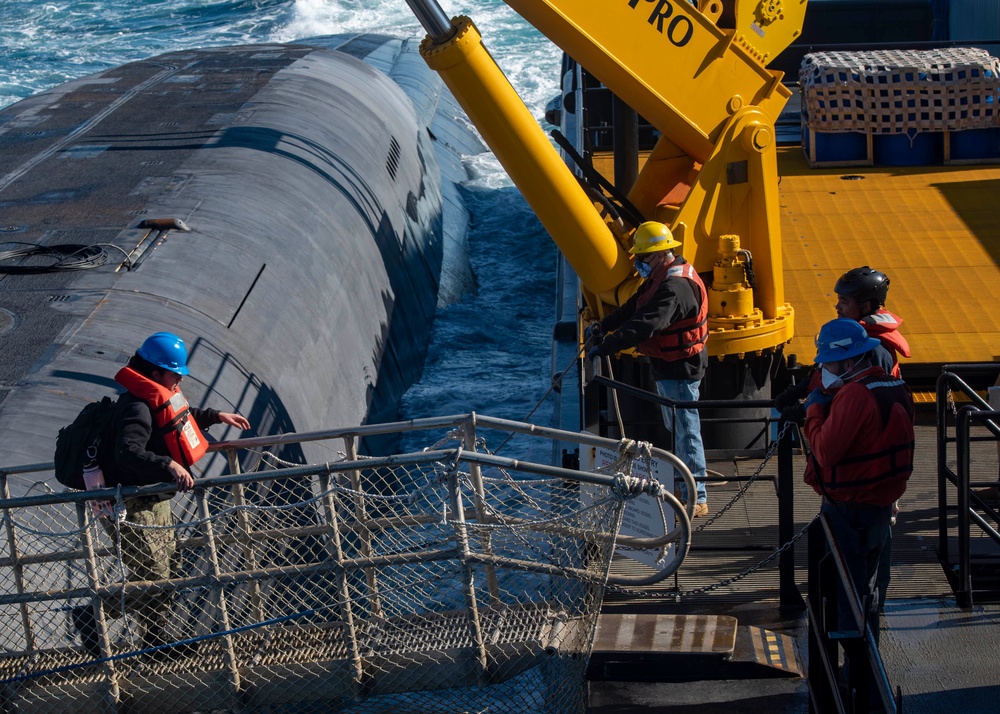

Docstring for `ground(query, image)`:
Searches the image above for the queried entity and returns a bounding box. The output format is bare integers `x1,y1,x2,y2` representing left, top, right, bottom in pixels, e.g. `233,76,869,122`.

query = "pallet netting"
0,415,686,713
800,47,1000,133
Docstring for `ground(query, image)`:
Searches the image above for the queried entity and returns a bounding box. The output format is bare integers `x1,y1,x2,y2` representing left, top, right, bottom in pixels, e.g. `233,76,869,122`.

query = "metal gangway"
0,414,692,714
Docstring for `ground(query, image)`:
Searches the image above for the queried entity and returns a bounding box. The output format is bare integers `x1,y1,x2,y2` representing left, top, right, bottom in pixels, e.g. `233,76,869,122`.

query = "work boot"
674,491,709,518
71,605,101,660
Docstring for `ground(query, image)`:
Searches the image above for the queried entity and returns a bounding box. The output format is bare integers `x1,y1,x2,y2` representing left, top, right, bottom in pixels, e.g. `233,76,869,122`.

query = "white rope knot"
616,438,638,456
112,484,126,523
426,426,466,452
612,472,648,499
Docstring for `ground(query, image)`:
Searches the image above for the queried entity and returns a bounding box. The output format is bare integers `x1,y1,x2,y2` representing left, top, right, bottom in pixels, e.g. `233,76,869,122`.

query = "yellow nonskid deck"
777,147,1000,373
591,146,1000,375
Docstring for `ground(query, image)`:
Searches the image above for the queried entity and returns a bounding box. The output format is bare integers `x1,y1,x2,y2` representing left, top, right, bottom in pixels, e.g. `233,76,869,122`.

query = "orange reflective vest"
114,367,209,468
636,259,709,361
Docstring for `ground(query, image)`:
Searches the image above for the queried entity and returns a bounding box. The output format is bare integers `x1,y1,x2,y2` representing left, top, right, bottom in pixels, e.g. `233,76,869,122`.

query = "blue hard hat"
137,332,190,375
814,319,881,364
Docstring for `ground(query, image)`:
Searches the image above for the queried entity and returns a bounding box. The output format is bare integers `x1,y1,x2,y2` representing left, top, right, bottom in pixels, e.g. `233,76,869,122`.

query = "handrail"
0,412,697,516
590,374,774,412
1,414,691,709
590,373,778,456
807,513,901,713
0,413,694,587
935,368,1000,607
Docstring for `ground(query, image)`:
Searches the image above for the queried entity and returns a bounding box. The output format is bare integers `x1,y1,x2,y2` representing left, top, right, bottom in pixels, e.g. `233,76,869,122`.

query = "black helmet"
834,266,889,307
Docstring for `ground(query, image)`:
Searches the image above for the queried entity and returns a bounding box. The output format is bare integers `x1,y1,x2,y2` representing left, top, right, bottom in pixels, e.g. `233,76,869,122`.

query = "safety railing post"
231,482,262,623
778,420,803,609
937,372,951,569
807,512,901,714
957,408,974,607
463,416,500,602
448,457,490,684
319,468,366,692
1,473,35,653
195,488,242,704
343,435,382,618
807,517,836,714
226,448,264,625
77,500,120,701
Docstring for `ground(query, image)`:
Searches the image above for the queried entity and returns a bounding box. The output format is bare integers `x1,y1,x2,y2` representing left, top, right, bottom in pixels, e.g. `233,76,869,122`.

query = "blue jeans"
655,378,707,504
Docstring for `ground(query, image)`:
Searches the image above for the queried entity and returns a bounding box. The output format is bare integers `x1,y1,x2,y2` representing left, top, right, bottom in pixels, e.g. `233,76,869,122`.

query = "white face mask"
820,366,842,390
635,260,652,278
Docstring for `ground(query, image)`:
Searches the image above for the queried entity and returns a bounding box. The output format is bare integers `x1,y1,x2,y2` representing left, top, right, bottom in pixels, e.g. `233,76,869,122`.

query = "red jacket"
861,308,911,378
803,366,915,506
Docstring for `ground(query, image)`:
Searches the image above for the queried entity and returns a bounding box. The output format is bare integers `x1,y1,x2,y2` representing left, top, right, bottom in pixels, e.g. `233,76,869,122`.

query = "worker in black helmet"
833,267,912,613
834,266,911,378
777,266,910,612
776,266,908,419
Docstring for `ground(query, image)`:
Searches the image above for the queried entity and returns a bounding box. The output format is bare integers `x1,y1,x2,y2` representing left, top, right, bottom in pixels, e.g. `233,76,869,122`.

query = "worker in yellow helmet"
588,221,710,516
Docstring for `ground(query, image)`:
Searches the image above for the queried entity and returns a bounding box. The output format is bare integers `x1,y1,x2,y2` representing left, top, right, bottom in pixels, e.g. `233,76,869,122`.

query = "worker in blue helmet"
136,331,192,375
801,318,914,652
72,331,250,660
776,268,910,610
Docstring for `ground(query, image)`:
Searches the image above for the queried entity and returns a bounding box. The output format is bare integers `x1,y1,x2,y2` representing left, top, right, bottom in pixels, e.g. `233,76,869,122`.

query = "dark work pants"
821,499,892,644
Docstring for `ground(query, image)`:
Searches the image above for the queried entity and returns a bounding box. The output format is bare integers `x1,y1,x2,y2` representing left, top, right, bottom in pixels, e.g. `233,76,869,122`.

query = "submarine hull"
0,38,484,479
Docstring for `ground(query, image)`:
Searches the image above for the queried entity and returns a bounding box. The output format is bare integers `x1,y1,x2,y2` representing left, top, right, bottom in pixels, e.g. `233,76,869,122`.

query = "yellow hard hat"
629,221,681,254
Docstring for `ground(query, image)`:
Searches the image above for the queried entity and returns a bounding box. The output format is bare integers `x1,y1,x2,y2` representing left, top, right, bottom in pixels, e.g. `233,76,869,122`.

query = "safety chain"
600,419,810,599
694,420,794,533
606,514,817,599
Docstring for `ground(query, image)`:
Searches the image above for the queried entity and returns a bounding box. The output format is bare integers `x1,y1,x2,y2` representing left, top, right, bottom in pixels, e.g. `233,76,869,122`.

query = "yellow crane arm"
503,0,806,164
416,13,634,299
406,0,806,355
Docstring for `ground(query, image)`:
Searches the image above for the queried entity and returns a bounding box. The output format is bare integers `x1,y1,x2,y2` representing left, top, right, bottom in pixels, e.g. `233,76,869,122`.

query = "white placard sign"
580,442,677,569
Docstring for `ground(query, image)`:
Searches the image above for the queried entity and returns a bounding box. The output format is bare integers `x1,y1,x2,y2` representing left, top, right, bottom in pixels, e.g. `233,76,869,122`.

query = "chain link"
946,386,958,416
694,420,793,532
607,515,816,599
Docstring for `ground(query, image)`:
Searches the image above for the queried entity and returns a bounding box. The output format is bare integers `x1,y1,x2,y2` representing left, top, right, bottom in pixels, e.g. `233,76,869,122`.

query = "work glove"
780,404,806,426
774,379,810,411
587,344,603,360
803,388,833,412
584,321,603,343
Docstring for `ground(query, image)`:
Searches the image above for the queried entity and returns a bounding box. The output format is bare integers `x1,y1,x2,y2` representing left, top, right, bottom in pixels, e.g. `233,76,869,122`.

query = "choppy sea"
1,0,561,457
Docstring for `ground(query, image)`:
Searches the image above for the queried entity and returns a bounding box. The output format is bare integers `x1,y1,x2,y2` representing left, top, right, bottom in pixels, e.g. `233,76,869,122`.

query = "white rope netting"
800,47,1000,133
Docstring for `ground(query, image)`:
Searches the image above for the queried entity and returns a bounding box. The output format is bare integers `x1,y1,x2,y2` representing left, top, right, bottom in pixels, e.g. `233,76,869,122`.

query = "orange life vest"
861,308,911,378
114,366,209,468
635,259,709,361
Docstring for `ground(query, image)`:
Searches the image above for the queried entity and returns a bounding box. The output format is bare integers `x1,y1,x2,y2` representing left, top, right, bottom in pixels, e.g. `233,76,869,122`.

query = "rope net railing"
0,414,689,714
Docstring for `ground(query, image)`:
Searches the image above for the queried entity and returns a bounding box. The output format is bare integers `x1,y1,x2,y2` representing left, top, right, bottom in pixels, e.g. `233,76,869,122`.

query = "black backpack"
53,396,118,489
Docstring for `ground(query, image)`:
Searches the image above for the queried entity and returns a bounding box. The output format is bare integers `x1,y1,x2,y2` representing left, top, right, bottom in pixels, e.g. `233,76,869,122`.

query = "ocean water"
0,0,561,457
